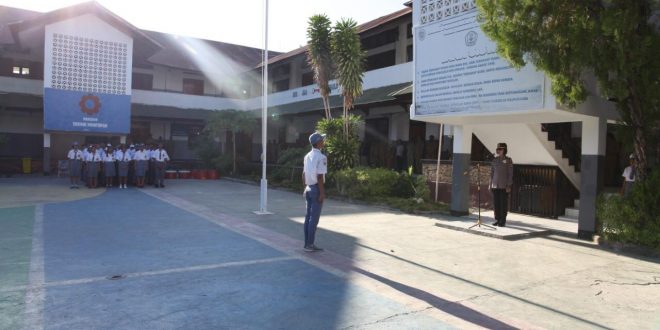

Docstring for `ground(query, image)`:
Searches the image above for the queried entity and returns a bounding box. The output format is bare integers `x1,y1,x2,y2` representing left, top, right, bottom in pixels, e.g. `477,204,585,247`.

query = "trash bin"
22,158,31,174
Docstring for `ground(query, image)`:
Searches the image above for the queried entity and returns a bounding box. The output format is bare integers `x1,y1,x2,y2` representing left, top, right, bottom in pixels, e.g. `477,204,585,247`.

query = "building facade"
0,2,632,238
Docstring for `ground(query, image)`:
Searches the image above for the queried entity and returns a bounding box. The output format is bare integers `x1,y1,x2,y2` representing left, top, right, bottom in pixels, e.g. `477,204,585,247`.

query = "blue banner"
44,88,131,134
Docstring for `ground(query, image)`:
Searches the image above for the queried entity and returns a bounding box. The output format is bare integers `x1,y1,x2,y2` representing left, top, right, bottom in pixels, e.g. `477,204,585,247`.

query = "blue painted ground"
40,190,449,329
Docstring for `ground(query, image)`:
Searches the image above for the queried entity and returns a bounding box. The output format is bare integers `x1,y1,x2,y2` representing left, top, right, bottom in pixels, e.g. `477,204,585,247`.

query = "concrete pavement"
1,177,659,329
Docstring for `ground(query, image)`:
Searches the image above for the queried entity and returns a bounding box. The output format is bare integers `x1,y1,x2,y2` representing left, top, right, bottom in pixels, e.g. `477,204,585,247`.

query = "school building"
0,1,630,238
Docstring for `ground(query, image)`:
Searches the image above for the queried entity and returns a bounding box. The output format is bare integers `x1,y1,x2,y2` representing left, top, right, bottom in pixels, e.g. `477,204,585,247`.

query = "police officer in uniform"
302,132,328,252
67,142,83,189
490,142,513,227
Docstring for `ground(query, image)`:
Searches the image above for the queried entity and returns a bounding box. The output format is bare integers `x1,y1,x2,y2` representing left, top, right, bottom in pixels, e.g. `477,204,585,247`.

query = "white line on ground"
23,204,45,330
1,256,296,295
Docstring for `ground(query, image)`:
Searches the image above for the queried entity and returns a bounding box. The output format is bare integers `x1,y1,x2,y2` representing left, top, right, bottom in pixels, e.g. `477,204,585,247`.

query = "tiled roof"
255,7,412,68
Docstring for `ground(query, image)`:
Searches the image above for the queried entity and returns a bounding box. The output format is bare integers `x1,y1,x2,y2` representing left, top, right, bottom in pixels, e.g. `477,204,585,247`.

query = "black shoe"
159,184,165,188
498,224,506,227
154,185,159,188
303,245,314,252
492,221,500,226
310,245,324,252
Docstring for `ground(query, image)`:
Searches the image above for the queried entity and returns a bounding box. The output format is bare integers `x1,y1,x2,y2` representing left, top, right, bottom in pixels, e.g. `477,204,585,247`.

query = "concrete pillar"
578,116,606,240
450,125,473,216
43,133,51,175
395,23,408,64
289,58,302,89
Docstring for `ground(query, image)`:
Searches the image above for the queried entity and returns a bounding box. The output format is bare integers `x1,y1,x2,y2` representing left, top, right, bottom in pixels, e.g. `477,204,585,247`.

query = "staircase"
472,122,582,219
559,199,580,222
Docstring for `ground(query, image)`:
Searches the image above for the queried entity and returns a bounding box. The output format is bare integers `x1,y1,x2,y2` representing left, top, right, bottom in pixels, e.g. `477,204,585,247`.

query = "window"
361,28,399,50
407,45,413,62
132,73,153,90
407,23,413,39
271,78,290,93
301,72,314,86
12,66,30,75
365,50,396,71
182,78,204,95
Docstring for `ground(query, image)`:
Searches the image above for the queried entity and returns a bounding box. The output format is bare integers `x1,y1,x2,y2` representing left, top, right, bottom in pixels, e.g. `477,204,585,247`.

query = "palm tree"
306,14,334,120
206,110,256,174
331,18,366,138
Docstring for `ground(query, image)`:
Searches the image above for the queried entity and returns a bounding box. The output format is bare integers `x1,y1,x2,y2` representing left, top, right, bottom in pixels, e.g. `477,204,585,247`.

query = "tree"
477,0,660,180
331,18,366,139
316,115,362,171
307,14,334,120
205,109,256,175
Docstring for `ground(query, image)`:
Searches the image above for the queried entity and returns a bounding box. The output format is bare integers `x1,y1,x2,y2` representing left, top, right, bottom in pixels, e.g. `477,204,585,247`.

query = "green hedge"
597,168,660,250
332,167,430,202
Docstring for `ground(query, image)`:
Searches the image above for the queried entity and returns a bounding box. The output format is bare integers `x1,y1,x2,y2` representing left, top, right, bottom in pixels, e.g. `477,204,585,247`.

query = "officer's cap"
496,142,507,150
309,132,326,146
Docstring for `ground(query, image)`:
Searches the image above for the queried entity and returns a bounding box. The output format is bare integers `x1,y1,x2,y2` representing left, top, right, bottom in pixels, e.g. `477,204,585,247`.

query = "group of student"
66,142,170,189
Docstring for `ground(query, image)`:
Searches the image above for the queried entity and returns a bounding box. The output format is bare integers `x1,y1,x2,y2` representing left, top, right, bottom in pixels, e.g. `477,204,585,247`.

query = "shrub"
597,168,660,250
316,115,362,171
272,147,308,183
334,167,401,200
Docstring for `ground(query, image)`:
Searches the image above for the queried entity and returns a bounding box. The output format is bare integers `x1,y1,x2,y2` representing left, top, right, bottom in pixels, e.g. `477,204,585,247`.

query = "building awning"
131,103,211,121
389,84,412,97
259,82,411,117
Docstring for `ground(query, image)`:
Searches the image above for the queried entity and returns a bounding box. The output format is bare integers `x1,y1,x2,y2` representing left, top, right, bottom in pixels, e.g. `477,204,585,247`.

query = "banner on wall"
43,16,133,134
412,0,545,116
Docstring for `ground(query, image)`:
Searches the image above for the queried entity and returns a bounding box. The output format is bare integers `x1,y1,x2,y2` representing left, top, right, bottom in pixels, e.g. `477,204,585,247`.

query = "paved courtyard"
1,177,659,329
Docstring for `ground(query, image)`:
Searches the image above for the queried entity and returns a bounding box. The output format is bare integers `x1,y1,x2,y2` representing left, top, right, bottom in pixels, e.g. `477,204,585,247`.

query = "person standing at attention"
302,132,328,252
85,145,101,189
490,142,513,227
620,153,637,197
154,144,170,188
116,144,132,189
103,146,116,188
67,142,83,189
134,144,148,188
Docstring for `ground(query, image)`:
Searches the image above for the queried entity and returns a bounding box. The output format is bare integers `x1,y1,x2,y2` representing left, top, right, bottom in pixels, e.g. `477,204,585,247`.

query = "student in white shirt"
67,142,83,189
302,132,328,252
116,145,132,189
621,154,637,197
134,144,149,188
103,147,116,188
153,144,170,188
85,145,102,188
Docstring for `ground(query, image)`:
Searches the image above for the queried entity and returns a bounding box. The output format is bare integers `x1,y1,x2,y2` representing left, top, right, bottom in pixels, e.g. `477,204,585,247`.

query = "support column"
578,117,606,240
43,133,51,176
120,136,127,144
450,125,472,216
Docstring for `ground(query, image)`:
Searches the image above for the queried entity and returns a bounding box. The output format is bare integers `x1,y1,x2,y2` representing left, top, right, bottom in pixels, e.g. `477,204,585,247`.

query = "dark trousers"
492,188,509,225
304,185,323,247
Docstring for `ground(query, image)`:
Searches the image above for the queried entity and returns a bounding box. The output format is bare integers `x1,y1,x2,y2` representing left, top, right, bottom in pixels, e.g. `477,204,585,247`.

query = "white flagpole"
256,0,271,215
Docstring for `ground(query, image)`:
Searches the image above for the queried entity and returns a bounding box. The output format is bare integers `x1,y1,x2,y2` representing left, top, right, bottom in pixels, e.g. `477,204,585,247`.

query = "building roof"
254,6,412,68
0,6,41,44
0,2,279,72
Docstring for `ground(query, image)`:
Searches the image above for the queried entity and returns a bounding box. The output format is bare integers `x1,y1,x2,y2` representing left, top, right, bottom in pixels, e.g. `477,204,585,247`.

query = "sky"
1,0,408,52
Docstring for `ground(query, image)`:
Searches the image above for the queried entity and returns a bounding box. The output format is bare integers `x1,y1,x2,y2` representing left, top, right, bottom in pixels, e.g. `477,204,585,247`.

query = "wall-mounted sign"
413,0,545,116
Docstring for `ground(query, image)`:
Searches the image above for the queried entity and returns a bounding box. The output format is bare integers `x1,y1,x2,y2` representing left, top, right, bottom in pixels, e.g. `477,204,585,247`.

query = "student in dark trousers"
67,142,83,189
302,132,328,252
153,144,170,188
490,142,513,227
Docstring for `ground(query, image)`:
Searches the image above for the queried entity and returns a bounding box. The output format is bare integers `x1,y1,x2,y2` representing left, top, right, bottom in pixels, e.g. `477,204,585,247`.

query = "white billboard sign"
413,0,545,116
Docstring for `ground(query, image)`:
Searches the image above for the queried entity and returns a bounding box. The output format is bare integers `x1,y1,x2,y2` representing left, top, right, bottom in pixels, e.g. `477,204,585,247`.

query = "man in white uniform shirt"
154,144,170,188
67,142,83,189
302,132,328,252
